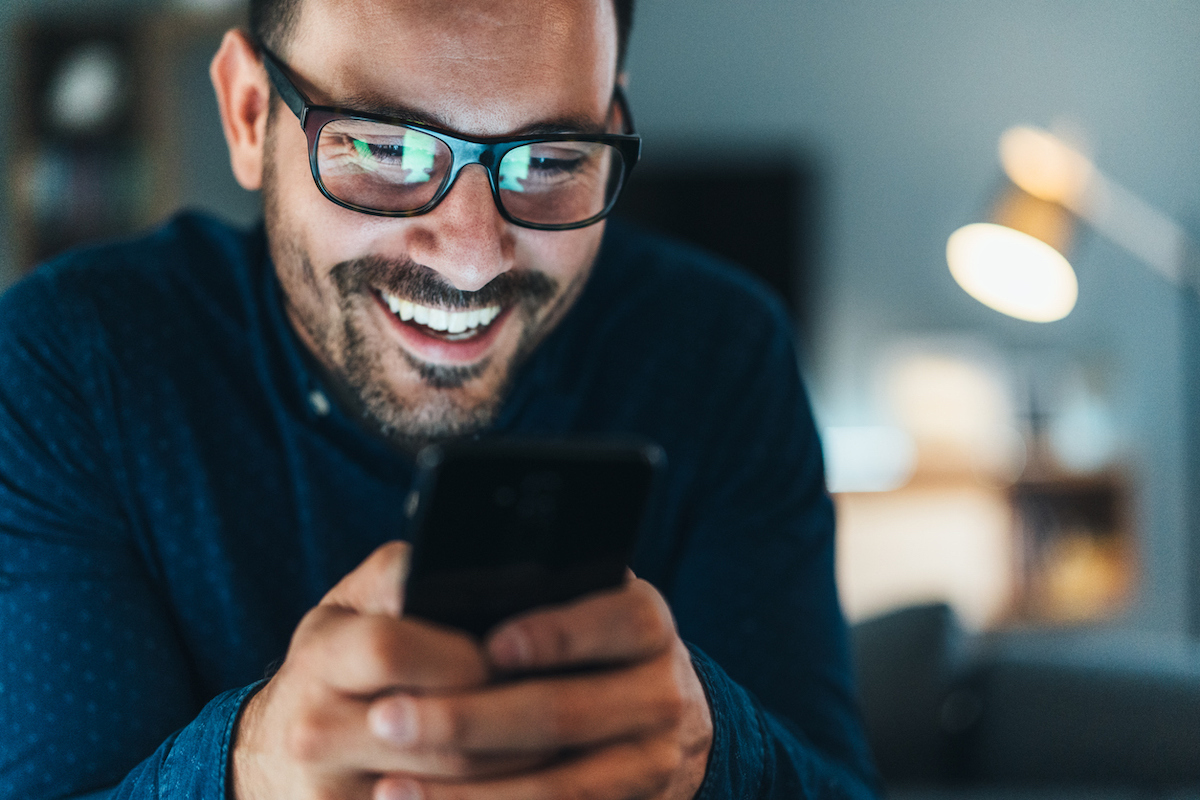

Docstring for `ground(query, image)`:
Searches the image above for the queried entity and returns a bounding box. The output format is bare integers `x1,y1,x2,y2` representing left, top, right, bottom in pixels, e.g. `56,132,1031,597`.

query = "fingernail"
490,625,532,668
369,696,418,745
377,778,423,800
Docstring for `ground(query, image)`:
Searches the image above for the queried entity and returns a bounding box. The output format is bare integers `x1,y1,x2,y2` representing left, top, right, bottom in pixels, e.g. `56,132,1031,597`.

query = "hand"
369,576,714,800
232,542,539,800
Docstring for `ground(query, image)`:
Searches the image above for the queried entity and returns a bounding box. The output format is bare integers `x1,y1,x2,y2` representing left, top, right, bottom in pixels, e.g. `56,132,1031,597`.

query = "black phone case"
403,438,663,638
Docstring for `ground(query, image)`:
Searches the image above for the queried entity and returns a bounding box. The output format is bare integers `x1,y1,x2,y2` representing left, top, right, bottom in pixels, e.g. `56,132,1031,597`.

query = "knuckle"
551,620,575,662
648,740,684,789
520,616,574,666
285,707,331,763
434,750,474,777
284,641,317,678
424,696,470,746
530,616,574,664
629,598,671,647
544,691,581,740
292,605,338,650
561,780,604,800
653,680,687,727
628,604,667,647
358,618,403,676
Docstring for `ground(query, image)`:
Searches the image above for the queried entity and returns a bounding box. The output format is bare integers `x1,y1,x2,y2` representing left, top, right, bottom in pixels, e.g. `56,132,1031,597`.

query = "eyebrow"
336,91,609,137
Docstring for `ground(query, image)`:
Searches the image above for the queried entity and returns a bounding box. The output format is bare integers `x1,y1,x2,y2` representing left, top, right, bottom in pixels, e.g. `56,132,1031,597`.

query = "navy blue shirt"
0,213,877,799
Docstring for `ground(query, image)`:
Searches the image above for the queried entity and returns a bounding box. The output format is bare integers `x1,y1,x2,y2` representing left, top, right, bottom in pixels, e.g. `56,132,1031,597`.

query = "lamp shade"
947,124,1092,323
947,221,1078,323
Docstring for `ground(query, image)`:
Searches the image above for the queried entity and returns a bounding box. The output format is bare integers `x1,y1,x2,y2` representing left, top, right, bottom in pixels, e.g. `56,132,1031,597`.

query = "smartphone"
402,438,664,638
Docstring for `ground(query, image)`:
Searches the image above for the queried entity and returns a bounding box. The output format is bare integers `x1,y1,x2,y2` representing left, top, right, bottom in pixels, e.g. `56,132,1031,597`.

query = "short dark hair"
250,0,635,70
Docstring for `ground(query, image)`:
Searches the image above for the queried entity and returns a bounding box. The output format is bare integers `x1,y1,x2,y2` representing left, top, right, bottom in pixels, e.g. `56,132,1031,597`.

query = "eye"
352,139,407,163
529,155,585,174
500,144,603,192
527,145,591,173
347,136,439,184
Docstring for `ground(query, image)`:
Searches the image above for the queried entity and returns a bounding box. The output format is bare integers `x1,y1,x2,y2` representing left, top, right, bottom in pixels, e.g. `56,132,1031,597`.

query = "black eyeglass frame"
256,43,642,231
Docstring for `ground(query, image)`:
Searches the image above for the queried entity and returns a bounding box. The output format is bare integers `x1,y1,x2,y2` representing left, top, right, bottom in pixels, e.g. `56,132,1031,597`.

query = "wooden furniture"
8,9,247,273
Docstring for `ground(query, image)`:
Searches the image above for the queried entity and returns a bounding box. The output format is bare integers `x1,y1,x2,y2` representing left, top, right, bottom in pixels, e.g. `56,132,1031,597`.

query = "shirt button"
308,390,331,417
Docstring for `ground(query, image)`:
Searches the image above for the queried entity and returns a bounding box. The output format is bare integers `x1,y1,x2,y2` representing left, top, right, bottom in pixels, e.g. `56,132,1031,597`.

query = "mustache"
331,255,558,310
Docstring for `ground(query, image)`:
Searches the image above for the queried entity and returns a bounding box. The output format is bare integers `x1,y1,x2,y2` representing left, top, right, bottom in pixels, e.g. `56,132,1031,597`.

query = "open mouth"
378,290,505,343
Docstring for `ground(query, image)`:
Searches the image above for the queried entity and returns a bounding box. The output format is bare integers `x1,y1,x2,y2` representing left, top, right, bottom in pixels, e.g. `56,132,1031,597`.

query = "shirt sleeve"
0,272,251,800
663,297,880,799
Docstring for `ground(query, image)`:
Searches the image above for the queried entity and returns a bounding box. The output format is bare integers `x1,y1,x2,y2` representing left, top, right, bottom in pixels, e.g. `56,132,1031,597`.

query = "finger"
282,690,548,778
369,651,683,752
486,578,675,672
321,540,411,617
374,737,682,800
293,608,488,695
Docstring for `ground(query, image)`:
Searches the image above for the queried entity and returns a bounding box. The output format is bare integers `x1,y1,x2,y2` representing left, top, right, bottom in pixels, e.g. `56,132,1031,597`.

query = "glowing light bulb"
947,223,1078,322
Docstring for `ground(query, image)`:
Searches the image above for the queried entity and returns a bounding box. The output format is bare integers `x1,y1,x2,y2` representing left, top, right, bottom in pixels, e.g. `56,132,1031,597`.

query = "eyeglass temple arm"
614,84,636,135
257,41,311,127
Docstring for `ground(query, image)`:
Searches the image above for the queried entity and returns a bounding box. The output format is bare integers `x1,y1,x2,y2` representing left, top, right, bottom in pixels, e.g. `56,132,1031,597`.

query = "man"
0,1,878,798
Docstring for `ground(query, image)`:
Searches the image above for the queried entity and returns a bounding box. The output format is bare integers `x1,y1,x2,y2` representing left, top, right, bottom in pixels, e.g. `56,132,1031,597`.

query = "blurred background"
3,0,1200,796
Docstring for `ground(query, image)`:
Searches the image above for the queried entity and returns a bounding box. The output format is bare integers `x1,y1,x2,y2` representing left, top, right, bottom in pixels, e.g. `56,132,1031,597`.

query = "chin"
344,329,518,450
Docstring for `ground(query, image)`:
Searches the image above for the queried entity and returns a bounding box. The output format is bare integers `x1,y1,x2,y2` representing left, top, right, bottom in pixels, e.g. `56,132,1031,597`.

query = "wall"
624,1,1200,636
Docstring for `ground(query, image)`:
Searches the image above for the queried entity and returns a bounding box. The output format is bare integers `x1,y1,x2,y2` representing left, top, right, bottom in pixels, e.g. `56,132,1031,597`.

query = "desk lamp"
947,126,1190,321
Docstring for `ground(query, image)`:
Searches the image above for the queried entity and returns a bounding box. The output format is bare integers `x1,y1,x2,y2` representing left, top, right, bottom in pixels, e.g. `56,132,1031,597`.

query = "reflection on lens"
314,119,626,226
317,119,450,212
499,147,531,192
397,129,437,184
499,142,621,226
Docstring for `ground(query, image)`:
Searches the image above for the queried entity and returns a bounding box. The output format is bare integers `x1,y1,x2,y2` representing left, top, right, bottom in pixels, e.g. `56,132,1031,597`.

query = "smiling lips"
375,289,511,366
379,289,503,341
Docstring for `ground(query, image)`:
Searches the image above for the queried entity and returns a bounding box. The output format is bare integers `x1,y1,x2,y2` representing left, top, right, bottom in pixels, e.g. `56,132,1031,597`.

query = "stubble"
259,112,585,451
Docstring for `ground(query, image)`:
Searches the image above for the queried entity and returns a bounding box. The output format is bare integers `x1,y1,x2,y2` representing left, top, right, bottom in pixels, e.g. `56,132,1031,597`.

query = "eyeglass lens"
315,119,626,226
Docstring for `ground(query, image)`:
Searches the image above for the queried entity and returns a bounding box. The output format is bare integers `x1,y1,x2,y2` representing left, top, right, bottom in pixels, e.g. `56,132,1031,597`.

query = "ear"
210,29,271,191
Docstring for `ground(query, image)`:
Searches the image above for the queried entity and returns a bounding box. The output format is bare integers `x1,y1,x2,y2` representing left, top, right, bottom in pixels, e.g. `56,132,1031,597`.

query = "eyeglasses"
257,44,642,230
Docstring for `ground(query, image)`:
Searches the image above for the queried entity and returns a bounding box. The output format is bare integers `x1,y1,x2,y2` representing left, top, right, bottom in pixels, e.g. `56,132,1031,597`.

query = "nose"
403,164,513,292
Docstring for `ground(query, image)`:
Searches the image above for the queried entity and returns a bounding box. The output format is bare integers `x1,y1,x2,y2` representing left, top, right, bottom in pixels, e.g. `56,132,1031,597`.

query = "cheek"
267,113,388,273
515,223,606,286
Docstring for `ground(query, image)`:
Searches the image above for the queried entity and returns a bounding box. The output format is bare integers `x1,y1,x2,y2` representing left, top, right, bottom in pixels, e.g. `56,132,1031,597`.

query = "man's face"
262,0,619,448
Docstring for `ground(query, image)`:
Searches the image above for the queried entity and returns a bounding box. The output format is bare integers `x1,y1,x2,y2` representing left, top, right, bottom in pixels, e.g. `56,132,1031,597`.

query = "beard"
260,118,579,452
325,253,559,448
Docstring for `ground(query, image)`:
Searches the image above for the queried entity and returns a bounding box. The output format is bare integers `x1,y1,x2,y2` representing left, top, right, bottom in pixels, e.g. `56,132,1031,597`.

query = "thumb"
319,540,410,617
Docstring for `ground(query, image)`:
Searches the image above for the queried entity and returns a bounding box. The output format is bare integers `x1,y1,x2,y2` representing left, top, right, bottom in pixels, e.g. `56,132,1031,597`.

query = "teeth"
380,291,501,333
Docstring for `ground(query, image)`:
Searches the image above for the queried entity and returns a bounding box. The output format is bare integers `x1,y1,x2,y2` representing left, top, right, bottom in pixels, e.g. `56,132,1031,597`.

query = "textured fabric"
0,212,878,799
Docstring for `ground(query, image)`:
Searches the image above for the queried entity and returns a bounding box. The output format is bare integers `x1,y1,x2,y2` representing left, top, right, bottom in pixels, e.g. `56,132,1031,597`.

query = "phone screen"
402,438,663,638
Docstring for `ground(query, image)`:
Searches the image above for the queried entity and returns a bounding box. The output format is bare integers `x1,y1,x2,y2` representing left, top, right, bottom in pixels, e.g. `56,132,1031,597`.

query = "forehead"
287,0,619,137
